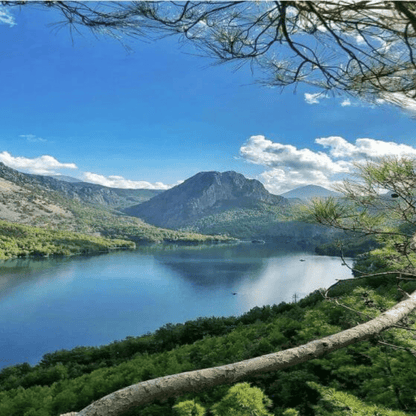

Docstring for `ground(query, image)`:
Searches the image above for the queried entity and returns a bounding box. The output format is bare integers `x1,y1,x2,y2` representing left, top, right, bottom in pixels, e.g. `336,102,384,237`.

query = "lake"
0,243,353,369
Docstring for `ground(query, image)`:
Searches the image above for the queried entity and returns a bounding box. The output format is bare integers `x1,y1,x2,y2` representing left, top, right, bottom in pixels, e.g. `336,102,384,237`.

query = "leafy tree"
282,410,299,416
309,382,409,416
211,383,272,416
311,157,416,274
173,400,206,416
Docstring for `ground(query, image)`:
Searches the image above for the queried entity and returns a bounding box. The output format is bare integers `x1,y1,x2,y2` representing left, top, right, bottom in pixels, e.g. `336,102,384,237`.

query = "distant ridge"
125,171,288,229
47,174,83,183
280,185,342,200
0,162,162,208
0,163,342,248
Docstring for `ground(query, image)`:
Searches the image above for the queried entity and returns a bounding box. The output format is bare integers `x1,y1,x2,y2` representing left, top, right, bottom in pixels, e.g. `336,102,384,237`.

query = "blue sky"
1,4,416,194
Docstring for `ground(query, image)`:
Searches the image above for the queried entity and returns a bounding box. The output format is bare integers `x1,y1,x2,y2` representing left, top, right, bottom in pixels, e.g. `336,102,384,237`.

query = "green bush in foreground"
173,400,206,416
211,383,273,416
309,382,409,416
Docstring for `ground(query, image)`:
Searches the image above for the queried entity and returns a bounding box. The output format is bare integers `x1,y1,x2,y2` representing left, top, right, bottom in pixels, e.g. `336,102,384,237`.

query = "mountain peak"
280,185,342,199
125,171,288,229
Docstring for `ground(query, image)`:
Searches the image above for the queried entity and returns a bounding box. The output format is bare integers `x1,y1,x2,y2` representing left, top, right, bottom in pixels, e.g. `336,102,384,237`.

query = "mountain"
0,162,160,228
0,163,231,248
280,185,342,199
0,163,342,252
0,163,162,209
125,171,289,229
47,174,83,183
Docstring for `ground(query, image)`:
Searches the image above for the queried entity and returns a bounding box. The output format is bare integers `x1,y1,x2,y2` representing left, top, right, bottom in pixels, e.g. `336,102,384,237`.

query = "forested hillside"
183,204,341,248
0,248,415,415
0,213,233,260
0,164,235,259
0,220,135,259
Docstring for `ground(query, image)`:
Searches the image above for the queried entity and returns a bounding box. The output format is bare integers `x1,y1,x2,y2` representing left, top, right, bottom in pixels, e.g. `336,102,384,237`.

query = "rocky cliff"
124,171,288,229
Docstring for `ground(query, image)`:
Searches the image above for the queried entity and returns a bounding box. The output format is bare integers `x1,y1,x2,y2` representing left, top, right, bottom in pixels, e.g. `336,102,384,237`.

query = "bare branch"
4,1,416,104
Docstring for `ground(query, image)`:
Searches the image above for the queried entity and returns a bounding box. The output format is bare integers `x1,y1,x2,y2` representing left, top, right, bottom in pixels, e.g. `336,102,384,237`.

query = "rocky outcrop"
124,171,288,229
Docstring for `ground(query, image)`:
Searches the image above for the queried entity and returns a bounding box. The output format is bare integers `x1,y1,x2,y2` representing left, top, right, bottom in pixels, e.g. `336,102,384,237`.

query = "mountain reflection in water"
0,243,352,369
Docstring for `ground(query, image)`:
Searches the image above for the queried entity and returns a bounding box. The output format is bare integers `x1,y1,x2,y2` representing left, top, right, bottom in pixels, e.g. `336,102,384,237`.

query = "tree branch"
61,288,416,416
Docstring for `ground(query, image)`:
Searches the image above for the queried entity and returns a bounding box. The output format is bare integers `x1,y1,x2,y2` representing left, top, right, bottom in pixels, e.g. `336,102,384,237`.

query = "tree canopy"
5,1,416,108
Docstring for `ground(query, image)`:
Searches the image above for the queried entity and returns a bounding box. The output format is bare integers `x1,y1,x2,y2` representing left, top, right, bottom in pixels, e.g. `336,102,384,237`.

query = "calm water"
0,244,352,369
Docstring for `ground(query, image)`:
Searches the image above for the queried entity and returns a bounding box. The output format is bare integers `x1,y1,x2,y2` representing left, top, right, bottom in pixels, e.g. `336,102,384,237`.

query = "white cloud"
0,151,77,175
0,150,179,189
305,92,352,107
239,135,416,194
304,92,378,109
316,136,416,159
82,172,177,190
0,6,15,27
240,135,350,174
304,93,324,104
19,134,47,143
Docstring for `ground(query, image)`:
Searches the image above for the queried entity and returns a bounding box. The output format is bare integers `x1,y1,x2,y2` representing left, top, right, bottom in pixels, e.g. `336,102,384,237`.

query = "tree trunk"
61,290,416,416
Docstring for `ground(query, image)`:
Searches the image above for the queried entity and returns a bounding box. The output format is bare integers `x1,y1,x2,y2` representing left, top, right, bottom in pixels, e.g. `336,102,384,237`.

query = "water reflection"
152,244,305,293
0,244,352,369
155,255,267,289
238,254,346,311
0,257,67,300
0,254,109,300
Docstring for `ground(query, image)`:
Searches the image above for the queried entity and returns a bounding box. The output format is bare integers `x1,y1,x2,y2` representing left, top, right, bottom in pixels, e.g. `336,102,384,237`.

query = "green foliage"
0,220,135,259
0,211,235,261
173,400,206,416
309,382,409,416
179,202,338,247
315,235,380,257
282,409,300,416
309,158,416,246
65,202,235,245
211,383,272,416
352,236,416,278
184,203,290,237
